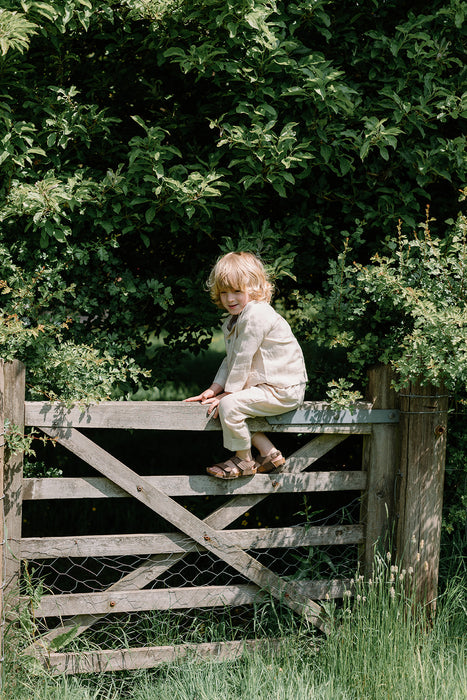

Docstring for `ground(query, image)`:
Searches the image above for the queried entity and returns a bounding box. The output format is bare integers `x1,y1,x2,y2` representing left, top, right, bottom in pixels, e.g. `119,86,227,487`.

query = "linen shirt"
213,301,308,393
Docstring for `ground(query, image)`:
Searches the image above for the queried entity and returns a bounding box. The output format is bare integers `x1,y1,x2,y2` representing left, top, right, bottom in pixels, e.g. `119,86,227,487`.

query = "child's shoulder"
242,301,281,324
243,300,273,317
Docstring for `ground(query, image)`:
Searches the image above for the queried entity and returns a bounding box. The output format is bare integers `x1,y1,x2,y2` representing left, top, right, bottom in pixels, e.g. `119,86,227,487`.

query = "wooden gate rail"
21,525,364,559
23,401,397,432
1,361,449,675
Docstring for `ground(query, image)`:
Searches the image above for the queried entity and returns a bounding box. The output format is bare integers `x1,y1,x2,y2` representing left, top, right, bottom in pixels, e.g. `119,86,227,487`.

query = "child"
185,251,308,479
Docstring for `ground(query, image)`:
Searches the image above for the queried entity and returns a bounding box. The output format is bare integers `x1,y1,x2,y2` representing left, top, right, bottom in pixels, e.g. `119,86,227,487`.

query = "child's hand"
184,383,223,404
184,384,220,403
200,392,231,419
185,388,216,403
184,384,229,419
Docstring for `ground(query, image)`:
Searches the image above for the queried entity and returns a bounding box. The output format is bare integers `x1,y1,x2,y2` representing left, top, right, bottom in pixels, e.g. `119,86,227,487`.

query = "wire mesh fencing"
17,492,362,658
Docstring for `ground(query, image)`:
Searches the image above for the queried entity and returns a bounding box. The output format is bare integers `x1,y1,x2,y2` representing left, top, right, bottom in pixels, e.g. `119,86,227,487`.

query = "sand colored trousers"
218,383,305,451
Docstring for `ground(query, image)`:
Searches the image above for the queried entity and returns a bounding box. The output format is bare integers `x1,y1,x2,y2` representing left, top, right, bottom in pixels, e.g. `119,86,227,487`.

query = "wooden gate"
1,361,448,674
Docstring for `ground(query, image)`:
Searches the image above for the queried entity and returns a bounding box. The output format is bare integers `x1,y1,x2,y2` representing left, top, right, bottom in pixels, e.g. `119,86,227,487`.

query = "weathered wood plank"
23,470,366,500
395,381,449,607
28,434,348,650
25,400,374,433
28,584,265,617
39,426,326,629
43,639,283,674
261,424,372,434
268,407,398,425
360,365,400,574
21,524,364,559
26,580,350,618
2,360,25,609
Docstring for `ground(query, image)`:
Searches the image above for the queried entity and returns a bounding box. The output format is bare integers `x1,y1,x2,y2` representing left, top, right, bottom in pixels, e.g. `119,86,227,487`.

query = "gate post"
395,380,449,608
0,360,26,618
361,364,400,575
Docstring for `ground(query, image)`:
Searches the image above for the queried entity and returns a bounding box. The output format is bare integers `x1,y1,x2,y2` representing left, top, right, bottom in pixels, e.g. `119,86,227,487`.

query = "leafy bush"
0,0,465,399
298,208,467,393
297,205,467,542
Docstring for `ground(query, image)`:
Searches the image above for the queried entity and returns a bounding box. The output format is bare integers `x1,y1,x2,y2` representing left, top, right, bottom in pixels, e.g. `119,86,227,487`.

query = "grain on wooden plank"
25,400,373,433
27,579,351,618
360,365,400,575
21,524,364,559
23,470,367,500
27,584,264,617
43,639,283,674
2,360,25,607
0,361,4,624
396,380,448,607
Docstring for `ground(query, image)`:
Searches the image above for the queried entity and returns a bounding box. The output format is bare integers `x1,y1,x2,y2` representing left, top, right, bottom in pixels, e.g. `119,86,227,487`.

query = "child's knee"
218,393,239,420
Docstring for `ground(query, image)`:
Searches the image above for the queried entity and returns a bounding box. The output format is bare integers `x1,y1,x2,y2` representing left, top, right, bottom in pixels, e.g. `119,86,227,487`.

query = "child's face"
219,287,251,315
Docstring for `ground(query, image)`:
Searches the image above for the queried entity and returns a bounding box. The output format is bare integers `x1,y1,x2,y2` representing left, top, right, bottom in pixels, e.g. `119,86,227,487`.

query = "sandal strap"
221,456,243,473
226,456,256,474
212,456,257,477
256,450,285,474
256,450,283,466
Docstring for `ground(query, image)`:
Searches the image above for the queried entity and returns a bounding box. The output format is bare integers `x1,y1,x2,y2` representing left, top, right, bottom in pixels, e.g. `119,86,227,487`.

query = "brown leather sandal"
206,456,258,479
256,450,286,474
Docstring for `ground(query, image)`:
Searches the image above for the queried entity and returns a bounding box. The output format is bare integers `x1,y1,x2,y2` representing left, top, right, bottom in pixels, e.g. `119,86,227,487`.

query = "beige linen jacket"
213,301,308,393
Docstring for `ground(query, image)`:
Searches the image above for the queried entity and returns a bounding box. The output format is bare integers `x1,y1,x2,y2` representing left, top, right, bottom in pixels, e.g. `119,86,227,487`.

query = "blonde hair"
207,251,273,307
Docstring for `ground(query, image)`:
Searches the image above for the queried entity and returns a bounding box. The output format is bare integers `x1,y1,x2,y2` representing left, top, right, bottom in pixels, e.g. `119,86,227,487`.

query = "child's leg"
251,431,279,458
216,383,304,468
206,384,305,479
206,389,258,478
217,389,257,453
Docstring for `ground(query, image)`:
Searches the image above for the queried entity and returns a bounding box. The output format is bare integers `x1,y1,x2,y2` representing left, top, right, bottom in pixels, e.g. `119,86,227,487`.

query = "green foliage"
298,209,467,393
28,340,147,401
325,378,363,409
0,240,149,401
22,458,62,477
0,8,37,55
3,419,36,456
0,0,465,401
4,420,61,474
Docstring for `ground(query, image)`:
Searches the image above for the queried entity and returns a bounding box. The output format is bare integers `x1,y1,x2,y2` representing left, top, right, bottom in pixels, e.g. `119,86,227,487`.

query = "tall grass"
3,552,466,700
318,556,467,699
